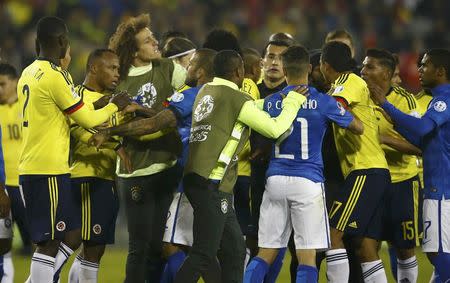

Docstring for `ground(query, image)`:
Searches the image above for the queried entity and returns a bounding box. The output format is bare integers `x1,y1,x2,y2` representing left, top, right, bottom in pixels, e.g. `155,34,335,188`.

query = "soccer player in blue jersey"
244,45,363,283
0,128,12,283
370,48,450,282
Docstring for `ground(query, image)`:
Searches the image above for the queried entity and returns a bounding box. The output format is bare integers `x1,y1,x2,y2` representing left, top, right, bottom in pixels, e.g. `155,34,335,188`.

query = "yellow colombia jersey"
70,86,118,180
0,101,22,186
17,59,84,175
376,86,420,183
331,73,388,178
415,90,433,185
238,78,260,176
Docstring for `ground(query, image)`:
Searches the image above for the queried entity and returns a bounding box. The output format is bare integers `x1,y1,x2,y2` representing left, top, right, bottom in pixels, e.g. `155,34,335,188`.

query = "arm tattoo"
105,109,177,137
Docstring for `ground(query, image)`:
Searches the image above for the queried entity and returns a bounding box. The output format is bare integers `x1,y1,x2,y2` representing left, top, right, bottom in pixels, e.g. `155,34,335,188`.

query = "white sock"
53,242,74,280
1,252,13,283
30,252,55,283
69,254,82,283
326,249,349,283
361,259,387,283
80,258,99,283
398,256,418,283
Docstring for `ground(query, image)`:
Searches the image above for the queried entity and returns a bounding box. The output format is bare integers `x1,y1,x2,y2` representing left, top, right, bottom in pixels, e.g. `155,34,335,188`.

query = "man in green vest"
108,14,186,283
174,50,308,283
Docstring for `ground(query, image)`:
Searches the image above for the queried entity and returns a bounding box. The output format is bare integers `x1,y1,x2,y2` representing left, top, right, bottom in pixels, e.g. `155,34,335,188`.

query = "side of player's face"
319,57,331,84
418,54,438,89
310,65,330,93
185,52,200,87
361,57,386,86
98,53,120,91
262,44,288,81
391,65,402,86
175,54,192,70
135,28,161,63
0,75,17,103
60,45,71,70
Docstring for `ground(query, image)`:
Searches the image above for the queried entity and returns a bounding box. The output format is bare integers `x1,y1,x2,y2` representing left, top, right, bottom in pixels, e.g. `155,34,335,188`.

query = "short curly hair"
109,14,151,80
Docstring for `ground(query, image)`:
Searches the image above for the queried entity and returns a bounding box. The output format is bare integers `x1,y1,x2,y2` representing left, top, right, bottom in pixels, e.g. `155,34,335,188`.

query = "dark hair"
160,30,188,48
366,48,396,76
213,50,242,78
0,63,18,79
281,45,310,78
309,49,322,69
426,48,450,80
268,33,296,46
262,40,292,58
109,13,151,80
325,29,354,48
242,47,260,72
86,49,116,71
203,29,242,55
322,41,356,72
195,48,217,77
36,16,67,44
162,37,196,58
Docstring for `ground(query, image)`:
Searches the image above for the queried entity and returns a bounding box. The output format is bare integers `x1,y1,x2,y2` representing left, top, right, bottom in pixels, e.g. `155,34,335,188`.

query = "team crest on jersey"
56,221,66,232
193,95,214,122
433,101,447,112
130,186,142,202
170,92,184,103
336,101,346,116
220,199,228,214
333,86,344,94
4,219,11,229
134,82,158,107
93,224,102,235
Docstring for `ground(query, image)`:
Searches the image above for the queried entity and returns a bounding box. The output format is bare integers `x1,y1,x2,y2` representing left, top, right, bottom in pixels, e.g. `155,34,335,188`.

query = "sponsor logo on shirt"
193,95,214,122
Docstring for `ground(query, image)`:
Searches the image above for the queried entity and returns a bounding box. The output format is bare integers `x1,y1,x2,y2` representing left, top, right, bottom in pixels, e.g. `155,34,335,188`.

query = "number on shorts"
401,221,414,240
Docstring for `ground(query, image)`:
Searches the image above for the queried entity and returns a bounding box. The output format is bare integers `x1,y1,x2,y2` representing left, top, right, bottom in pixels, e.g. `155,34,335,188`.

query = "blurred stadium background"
1,0,447,281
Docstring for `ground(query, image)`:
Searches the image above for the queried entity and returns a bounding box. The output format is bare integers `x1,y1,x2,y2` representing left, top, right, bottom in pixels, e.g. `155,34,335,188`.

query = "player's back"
264,85,353,182
331,73,388,177
17,59,82,175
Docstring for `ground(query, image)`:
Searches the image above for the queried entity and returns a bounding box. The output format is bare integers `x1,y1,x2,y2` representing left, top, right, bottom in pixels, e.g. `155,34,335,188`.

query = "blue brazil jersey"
264,85,354,182
0,127,5,184
422,84,450,199
168,86,201,167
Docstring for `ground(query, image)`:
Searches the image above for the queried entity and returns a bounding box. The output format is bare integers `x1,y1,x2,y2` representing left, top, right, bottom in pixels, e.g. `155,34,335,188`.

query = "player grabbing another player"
17,16,129,283
370,48,450,283
244,45,363,283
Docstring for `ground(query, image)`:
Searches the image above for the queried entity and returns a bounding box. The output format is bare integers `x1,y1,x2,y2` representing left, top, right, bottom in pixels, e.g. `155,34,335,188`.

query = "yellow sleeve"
237,91,306,139
50,72,83,113
241,78,260,100
69,103,118,129
332,79,363,106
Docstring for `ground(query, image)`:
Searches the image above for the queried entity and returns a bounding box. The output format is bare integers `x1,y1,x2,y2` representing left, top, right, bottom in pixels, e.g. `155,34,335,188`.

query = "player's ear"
308,63,312,75
436,66,446,80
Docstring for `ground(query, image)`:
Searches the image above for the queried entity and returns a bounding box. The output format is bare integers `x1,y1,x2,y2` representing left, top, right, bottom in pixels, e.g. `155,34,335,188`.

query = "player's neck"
38,51,61,66
264,77,285,89
286,75,308,86
83,77,104,94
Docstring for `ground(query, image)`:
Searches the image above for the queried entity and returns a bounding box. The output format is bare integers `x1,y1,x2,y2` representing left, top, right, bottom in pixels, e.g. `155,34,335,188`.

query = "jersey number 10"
275,117,309,160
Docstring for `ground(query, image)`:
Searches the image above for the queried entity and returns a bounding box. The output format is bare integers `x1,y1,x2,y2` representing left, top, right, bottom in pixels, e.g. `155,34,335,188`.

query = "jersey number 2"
22,84,30,127
274,117,309,160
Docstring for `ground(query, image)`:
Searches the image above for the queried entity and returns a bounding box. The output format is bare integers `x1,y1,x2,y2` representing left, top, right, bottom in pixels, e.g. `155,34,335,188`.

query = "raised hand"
93,95,112,110
88,131,111,148
368,83,387,105
110,91,131,111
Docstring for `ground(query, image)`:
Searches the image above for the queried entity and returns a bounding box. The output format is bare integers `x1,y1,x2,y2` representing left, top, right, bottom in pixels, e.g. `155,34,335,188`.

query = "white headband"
168,49,196,59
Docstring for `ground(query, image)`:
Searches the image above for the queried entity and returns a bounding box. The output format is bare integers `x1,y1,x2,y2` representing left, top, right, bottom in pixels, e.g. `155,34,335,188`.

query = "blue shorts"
329,168,390,239
383,175,423,249
20,174,79,243
71,177,119,244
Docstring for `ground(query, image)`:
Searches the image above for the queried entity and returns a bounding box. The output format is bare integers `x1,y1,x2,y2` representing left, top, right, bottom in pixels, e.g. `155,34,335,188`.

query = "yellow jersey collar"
128,63,153,77
210,77,239,90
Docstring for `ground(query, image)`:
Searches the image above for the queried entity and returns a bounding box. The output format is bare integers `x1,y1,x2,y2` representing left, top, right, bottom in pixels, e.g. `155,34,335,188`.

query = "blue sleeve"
323,95,354,128
0,129,5,185
381,101,436,138
394,126,421,147
169,90,195,121
424,98,450,128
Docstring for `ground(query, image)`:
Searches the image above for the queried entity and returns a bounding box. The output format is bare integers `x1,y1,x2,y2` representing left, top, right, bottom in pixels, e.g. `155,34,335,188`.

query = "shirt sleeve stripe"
64,100,84,114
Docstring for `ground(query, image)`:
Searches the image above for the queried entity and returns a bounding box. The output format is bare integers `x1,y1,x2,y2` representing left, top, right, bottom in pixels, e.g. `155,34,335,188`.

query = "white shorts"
422,198,450,253
163,192,194,246
258,175,330,250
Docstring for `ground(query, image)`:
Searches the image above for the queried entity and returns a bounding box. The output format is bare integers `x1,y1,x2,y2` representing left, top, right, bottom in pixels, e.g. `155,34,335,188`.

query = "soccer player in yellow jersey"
0,63,19,283
64,49,126,283
320,42,391,283
361,49,422,283
17,16,130,283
